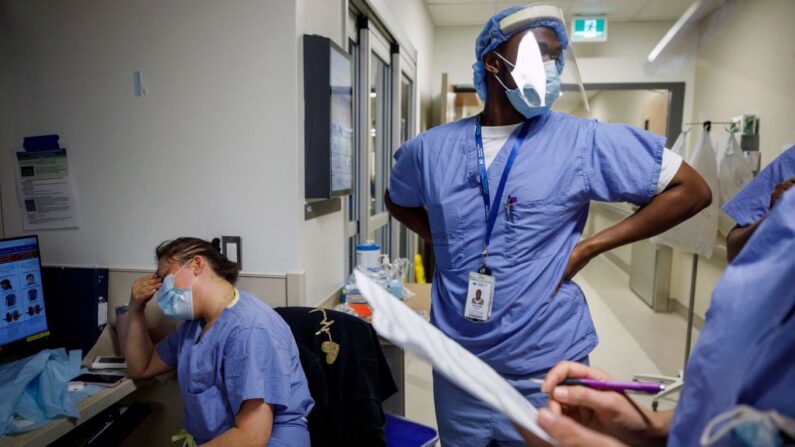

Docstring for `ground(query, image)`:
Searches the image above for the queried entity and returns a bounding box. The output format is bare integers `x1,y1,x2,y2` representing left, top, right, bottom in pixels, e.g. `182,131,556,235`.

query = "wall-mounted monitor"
304,34,354,199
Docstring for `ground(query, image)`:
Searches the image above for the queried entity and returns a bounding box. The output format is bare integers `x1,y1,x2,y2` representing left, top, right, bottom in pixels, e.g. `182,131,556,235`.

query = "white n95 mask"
492,32,559,119
157,264,197,320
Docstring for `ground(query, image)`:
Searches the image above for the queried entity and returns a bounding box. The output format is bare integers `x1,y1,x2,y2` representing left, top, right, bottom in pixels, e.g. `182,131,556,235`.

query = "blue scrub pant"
268,424,310,446
433,357,589,447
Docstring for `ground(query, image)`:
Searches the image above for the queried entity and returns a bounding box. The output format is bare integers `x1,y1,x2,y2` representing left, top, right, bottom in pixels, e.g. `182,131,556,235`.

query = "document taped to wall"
14,149,82,230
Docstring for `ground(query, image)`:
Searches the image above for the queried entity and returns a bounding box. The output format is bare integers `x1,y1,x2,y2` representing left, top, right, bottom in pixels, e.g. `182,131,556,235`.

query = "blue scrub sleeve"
155,326,183,367
584,122,664,206
388,138,425,208
222,327,290,415
723,146,795,226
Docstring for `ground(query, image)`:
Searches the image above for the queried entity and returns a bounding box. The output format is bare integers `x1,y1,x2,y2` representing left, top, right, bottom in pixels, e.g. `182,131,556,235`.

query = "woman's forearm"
201,400,273,447
200,427,270,447
125,301,154,379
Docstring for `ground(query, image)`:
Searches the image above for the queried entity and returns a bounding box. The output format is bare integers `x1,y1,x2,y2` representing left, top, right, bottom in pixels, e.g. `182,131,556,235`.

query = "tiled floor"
403,255,696,430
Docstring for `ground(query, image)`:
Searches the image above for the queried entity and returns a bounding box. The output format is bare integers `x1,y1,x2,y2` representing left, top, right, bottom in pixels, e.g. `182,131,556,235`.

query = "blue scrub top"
723,145,795,226
157,291,313,445
389,112,664,376
669,189,795,446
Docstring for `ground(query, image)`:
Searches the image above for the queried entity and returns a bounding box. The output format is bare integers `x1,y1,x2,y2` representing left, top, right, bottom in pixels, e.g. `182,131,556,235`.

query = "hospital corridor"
0,0,793,446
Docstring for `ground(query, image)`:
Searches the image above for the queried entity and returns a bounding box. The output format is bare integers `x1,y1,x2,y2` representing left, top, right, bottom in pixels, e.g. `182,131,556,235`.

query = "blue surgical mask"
157,264,196,320
544,60,561,107
494,56,561,119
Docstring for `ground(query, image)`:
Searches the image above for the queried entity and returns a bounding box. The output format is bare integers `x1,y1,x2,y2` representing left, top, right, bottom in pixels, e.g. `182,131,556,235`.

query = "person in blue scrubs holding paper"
724,145,795,261
519,189,795,447
386,4,712,445
125,238,313,446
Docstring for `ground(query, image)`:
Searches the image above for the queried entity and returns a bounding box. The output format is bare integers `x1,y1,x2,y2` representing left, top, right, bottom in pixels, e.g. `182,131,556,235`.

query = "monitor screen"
329,45,353,195
0,236,48,347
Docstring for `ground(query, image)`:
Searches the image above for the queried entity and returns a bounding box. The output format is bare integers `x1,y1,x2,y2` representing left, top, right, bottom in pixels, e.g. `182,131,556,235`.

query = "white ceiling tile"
569,0,647,21
428,3,499,26
425,0,681,27
424,0,494,4
634,0,694,20
496,0,572,10
494,1,531,11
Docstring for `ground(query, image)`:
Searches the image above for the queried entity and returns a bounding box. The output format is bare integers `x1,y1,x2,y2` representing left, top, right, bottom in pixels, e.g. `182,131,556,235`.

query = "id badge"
465,272,495,322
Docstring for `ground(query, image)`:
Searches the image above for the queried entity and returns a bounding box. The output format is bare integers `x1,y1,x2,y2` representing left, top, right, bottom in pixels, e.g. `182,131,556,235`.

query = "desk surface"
403,283,431,314
0,378,140,447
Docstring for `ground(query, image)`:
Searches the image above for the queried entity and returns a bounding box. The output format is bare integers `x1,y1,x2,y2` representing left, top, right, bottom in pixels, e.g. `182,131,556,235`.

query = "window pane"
399,224,408,259
369,54,389,216
348,40,360,223
347,234,359,274
372,224,390,258
400,74,413,143
397,73,414,260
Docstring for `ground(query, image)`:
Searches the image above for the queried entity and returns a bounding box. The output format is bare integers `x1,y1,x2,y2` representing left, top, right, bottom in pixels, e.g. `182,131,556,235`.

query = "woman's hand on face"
130,274,162,311
541,362,661,445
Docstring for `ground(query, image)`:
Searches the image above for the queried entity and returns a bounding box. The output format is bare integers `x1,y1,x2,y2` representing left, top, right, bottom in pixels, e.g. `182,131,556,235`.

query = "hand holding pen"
525,361,668,447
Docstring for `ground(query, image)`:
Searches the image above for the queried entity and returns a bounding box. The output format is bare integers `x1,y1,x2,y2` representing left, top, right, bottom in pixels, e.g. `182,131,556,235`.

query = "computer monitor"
0,235,49,353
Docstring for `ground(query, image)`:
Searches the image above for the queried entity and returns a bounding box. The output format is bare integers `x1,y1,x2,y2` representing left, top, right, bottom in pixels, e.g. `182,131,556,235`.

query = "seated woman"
125,237,313,446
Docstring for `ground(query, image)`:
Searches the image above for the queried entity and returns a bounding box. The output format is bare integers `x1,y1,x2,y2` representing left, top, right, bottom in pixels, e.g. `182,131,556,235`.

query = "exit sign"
572,16,607,42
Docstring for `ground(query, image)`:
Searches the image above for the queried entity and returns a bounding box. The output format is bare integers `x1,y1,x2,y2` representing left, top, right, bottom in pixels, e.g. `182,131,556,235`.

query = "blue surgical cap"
473,5,570,102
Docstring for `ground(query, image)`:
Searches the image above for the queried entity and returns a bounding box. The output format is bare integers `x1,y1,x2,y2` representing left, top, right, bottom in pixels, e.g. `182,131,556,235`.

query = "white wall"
0,0,302,275
586,90,665,129
432,26,481,100
691,0,795,167
298,0,347,306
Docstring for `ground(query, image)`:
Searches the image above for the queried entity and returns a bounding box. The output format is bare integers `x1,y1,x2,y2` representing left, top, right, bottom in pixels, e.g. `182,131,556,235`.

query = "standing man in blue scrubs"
385,4,712,445
724,145,795,261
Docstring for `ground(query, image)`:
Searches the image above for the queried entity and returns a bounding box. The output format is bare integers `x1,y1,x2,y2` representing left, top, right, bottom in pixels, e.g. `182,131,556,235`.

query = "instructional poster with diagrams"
14,149,81,230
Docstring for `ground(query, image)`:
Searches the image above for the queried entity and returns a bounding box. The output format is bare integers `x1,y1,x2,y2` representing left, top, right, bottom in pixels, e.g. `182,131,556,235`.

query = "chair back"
275,307,397,447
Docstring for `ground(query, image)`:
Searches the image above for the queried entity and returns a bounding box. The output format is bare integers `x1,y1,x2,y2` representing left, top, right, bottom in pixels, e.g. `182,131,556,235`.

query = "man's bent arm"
564,162,712,281
385,190,432,243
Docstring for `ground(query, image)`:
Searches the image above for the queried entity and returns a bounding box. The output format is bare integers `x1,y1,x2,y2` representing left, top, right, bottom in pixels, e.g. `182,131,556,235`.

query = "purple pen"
530,378,665,394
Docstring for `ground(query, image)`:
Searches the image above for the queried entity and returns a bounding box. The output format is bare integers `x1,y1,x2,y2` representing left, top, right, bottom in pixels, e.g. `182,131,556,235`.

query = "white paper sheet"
13,149,81,230
354,270,555,444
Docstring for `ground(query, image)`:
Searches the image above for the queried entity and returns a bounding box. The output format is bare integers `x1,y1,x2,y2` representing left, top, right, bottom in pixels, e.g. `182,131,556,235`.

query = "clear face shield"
497,4,590,113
